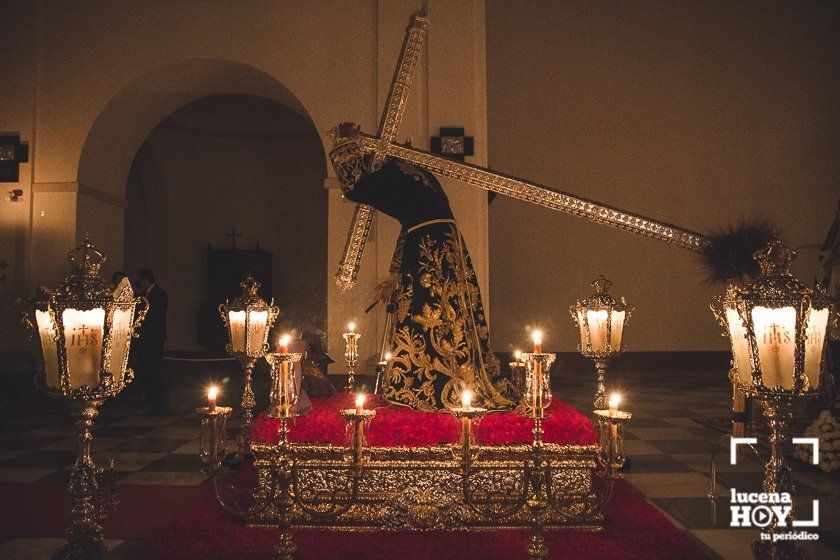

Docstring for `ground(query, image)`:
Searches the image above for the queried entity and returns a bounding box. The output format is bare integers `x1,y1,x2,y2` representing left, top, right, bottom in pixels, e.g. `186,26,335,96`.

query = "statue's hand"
373,272,400,306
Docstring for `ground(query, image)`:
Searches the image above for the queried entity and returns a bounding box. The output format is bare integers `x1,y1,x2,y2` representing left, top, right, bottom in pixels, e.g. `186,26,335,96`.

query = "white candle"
208,386,219,412
461,389,473,412
278,334,291,354
355,393,365,415
532,330,543,354
608,393,621,418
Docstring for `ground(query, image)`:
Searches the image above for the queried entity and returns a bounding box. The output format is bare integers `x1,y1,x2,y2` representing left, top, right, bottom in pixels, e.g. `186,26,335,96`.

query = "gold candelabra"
19,237,147,560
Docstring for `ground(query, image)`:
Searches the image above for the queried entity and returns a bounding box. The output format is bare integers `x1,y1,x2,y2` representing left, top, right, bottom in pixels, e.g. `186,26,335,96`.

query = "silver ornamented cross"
336,9,709,292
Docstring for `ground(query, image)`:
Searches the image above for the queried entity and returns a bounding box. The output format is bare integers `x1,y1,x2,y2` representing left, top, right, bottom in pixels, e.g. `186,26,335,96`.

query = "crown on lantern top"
67,235,105,277
591,275,612,295
754,239,795,277
240,274,261,295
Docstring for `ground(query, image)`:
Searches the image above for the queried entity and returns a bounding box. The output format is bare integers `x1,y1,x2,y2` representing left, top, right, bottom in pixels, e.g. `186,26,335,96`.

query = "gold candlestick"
339,401,376,465
343,323,361,392
265,352,303,419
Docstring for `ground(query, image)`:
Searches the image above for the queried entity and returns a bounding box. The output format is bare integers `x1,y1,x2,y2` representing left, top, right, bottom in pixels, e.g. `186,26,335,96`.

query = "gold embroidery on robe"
383,224,516,411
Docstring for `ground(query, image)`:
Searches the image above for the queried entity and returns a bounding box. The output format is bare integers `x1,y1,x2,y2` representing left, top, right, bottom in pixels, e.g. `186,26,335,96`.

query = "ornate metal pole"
236,356,258,456
753,398,802,560
58,400,106,560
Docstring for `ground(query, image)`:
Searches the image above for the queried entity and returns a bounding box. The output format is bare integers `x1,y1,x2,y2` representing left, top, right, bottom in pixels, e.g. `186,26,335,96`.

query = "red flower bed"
251,394,596,447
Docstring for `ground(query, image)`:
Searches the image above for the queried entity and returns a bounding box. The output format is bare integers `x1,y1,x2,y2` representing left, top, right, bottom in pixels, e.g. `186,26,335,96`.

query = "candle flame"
208,386,219,399
348,322,356,332
514,350,521,360
384,352,392,361
461,389,473,409
279,334,291,346
609,393,621,409
355,393,365,409
532,330,542,343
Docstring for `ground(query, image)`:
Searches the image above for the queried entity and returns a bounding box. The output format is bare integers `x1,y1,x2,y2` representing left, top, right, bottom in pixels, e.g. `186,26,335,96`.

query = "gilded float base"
250,443,601,531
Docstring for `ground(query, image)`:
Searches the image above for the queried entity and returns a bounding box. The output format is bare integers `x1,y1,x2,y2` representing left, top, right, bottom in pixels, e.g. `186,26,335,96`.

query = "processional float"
205,8,824,560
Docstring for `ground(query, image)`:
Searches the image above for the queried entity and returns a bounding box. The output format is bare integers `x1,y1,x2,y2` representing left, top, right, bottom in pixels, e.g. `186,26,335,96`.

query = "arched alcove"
71,59,328,277
124,93,327,351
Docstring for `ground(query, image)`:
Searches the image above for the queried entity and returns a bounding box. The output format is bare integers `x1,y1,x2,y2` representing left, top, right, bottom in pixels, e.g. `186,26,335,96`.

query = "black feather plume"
699,220,777,285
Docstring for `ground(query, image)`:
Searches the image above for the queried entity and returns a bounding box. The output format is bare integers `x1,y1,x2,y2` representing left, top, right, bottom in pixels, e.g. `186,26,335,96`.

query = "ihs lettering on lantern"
69,323,99,352
762,323,792,350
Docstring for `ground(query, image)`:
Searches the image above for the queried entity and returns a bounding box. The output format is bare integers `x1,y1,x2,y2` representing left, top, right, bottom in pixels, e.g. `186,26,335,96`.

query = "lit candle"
608,392,621,447
355,393,365,415
208,386,219,412
608,393,620,418
348,322,356,333
532,330,543,354
514,350,522,367
461,388,473,412
278,334,291,354
384,352,392,362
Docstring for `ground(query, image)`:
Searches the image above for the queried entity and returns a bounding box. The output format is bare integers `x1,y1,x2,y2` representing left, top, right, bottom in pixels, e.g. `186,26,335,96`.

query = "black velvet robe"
346,160,516,411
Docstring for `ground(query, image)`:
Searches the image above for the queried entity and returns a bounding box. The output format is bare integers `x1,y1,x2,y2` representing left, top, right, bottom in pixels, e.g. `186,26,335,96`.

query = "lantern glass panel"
804,307,829,389
751,306,796,390
62,308,105,389
35,310,60,389
578,309,625,352
109,306,133,384
246,309,269,355
609,309,626,351
228,310,246,353
725,307,752,386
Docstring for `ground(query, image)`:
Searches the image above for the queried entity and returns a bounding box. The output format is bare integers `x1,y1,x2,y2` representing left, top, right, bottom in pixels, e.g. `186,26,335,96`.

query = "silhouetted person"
135,268,169,410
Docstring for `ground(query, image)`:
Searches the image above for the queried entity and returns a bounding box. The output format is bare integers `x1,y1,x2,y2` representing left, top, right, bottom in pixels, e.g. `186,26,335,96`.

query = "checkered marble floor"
555,367,840,560
1,367,838,559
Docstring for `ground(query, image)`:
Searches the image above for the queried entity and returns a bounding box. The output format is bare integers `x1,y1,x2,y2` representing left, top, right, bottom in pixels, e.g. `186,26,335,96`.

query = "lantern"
713,240,833,560
218,275,279,457
717,241,831,398
570,276,634,408
21,236,147,560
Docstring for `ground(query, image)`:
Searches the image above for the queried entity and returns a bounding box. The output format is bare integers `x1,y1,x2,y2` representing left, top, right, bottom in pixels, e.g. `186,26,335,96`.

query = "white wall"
486,0,840,352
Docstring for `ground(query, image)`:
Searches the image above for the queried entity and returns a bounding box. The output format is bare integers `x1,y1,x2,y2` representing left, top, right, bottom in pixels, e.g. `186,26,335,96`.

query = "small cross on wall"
226,228,242,250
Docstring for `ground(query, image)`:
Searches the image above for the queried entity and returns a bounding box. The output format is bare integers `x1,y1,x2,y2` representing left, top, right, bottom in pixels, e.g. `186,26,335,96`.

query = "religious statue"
330,123,516,412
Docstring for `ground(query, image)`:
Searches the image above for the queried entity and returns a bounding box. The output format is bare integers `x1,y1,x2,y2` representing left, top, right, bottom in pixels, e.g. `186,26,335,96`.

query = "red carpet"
252,393,597,447
0,481,215,540
138,480,707,560
1,478,707,559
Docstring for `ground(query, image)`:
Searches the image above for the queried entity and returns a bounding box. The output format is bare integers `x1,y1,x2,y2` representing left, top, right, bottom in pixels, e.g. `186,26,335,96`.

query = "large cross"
336,9,709,291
